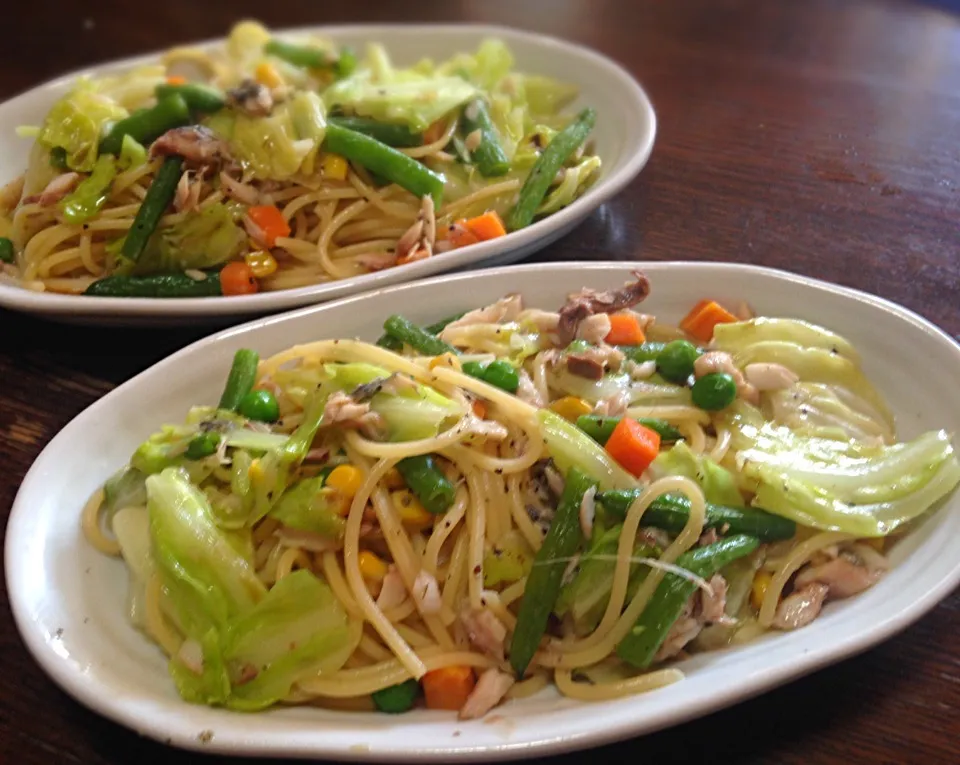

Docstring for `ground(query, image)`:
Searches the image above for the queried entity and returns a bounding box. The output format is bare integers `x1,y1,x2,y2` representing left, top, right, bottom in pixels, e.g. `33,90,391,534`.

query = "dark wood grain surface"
2,0,958,762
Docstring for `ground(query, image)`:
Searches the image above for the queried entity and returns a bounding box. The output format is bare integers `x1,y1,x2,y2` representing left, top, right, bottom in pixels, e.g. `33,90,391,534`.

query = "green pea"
483,360,520,393
185,431,221,460
371,678,419,713
238,389,280,422
461,360,487,379
0,237,14,264
656,340,701,384
691,373,738,411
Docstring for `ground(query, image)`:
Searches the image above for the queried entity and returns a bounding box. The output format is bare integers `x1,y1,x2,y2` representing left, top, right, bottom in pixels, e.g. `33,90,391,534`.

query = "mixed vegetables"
87,273,960,718
0,21,600,297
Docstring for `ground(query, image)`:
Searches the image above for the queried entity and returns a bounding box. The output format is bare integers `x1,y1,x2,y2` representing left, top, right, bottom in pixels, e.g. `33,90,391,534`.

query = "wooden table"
2,0,958,762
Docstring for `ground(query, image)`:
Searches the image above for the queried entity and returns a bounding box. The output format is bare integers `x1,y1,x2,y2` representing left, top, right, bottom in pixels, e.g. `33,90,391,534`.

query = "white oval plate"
0,24,654,326
7,262,960,760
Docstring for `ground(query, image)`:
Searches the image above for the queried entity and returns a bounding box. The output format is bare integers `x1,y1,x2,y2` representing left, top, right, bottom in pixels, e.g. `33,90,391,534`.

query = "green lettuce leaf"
721,402,960,536
38,81,128,172
147,467,266,638
649,441,744,506
131,202,247,275
61,154,117,223
539,409,638,490
219,570,360,710
270,476,346,539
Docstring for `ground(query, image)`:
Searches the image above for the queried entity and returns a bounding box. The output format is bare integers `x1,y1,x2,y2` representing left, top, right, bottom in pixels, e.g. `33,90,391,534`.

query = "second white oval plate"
0,24,655,326
7,262,960,760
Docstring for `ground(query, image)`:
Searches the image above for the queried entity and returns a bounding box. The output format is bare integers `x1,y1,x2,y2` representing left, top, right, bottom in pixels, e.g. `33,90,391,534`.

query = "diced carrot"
220,261,259,296
445,221,480,249
421,665,476,711
679,299,739,343
423,119,446,144
166,75,187,85
604,418,661,477
472,399,487,419
604,312,646,345
246,205,291,248
463,210,507,242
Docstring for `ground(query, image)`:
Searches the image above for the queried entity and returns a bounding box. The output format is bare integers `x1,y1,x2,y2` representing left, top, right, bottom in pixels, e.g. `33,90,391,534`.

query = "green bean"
218,349,261,413
506,107,596,231
264,39,356,77
460,98,509,177
83,271,221,298
576,415,683,445
98,93,191,155
155,83,226,114
382,315,458,357
328,116,422,147
121,156,184,263
374,311,466,351
396,455,456,515
0,237,14,264
510,467,596,677
324,123,445,205
616,534,759,668
618,342,668,363
596,490,797,541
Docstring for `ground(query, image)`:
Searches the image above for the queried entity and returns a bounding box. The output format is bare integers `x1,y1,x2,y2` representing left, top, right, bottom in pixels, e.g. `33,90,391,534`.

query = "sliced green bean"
185,432,221,460
121,156,183,263
155,83,226,113
324,123,445,205
481,360,519,393
264,39,356,77
218,349,261,412
616,535,759,668
99,93,191,155
460,98,509,177
375,311,465,351
328,116,422,148
596,490,797,542
382,315,458,357
510,467,596,677
506,107,596,231
396,455,456,515
576,415,682,445
83,271,221,298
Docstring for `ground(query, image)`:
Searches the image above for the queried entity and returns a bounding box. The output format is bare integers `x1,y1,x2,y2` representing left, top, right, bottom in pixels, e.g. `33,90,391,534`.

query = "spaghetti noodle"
82,272,960,718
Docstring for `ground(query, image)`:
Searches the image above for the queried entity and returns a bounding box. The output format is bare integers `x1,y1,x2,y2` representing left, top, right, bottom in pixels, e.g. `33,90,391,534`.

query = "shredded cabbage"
539,409,638,490
538,156,601,214
132,202,247,275
649,441,744,506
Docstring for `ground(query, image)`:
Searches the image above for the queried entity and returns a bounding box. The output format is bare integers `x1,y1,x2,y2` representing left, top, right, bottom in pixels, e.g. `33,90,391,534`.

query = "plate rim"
0,22,657,319
7,260,960,760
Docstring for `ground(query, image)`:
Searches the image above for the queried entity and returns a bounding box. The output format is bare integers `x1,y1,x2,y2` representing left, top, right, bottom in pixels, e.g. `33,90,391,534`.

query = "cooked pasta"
83,271,960,718
0,20,600,298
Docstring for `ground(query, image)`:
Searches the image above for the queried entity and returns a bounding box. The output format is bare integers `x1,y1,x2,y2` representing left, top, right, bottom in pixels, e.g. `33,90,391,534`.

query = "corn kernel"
321,153,349,181
245,250,278,278
248,458,265,482
549,396,592,422
391,489,433,528
429,353,462,372
383,467,406,491
326,465,363,499
254,60,284,89
750,570,773,612
358,551,389,581
863,537,885,552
